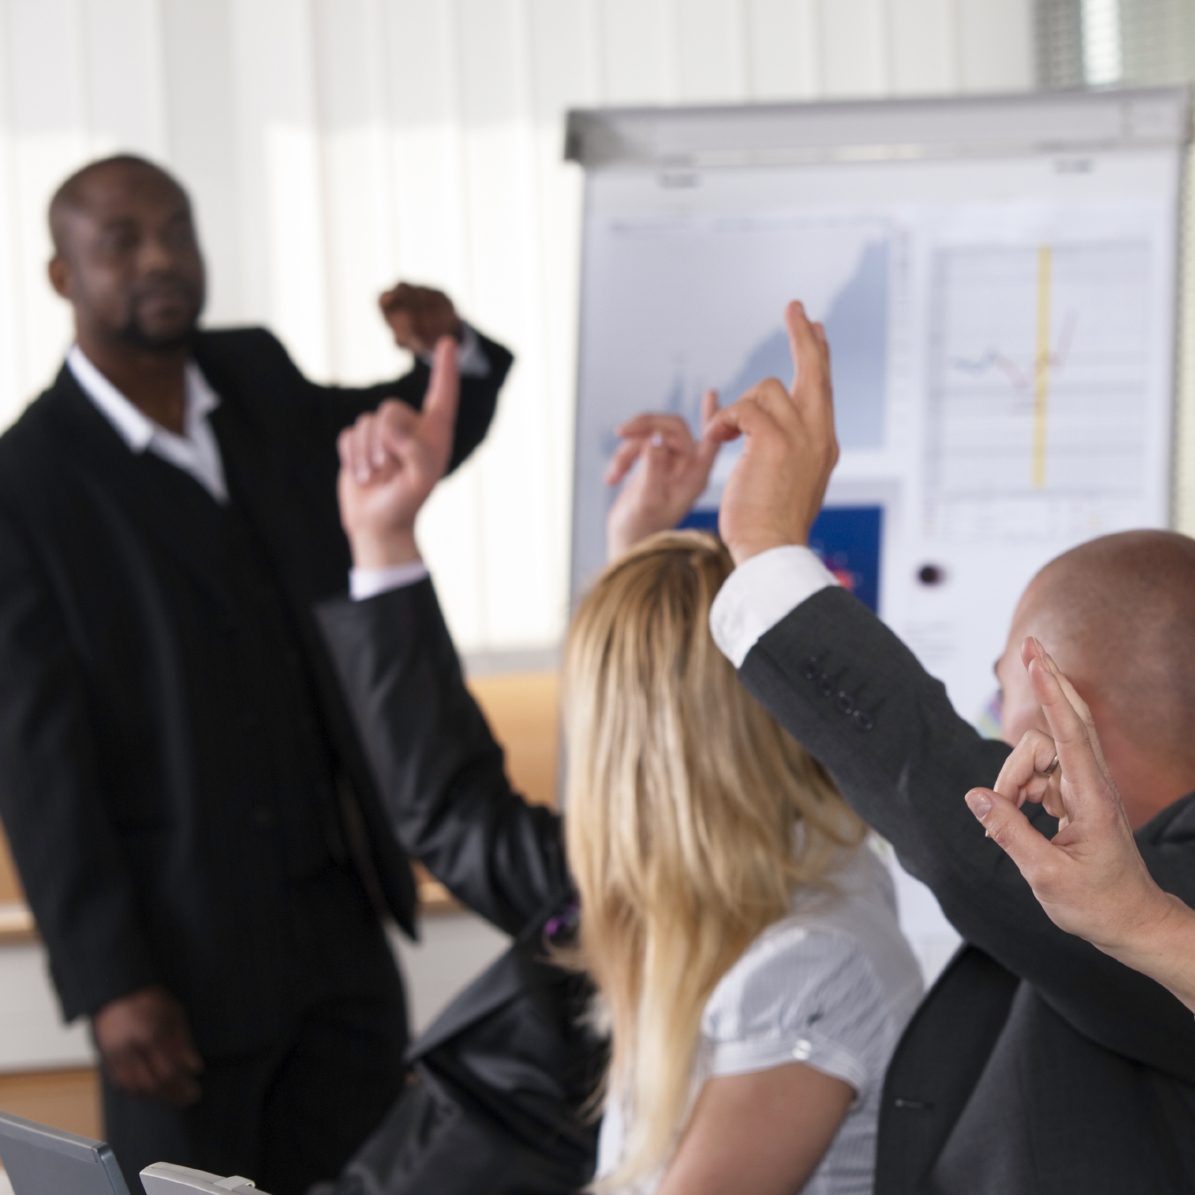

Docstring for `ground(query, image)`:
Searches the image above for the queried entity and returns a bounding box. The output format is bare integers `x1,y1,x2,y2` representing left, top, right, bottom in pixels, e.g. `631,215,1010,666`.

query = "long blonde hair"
562,531,863,1188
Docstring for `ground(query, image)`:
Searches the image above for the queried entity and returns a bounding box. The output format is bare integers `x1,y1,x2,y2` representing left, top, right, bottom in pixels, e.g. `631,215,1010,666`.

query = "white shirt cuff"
350,560,430,600
418,322,488,377
709,546,839,668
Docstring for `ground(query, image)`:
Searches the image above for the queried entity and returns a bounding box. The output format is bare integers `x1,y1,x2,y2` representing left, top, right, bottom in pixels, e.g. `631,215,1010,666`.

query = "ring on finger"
1039,753,1060,777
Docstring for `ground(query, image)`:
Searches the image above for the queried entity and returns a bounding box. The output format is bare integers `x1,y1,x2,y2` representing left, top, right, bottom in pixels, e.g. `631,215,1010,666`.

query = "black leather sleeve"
317,580,569,938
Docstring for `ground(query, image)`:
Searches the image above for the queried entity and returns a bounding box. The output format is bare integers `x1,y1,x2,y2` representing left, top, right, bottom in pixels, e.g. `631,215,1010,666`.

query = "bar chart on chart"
924,240,1154,540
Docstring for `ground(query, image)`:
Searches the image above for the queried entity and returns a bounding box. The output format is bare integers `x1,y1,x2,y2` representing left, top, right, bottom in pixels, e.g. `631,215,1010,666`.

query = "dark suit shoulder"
195,324,287,355
1144,789,1195,841
193,325,302,383
0,368,74,486
189,326,321,441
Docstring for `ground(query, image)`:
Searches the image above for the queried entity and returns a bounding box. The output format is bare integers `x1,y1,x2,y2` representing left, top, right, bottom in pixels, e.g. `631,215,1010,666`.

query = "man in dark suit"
0,154,511,1195
660,300,1195,1192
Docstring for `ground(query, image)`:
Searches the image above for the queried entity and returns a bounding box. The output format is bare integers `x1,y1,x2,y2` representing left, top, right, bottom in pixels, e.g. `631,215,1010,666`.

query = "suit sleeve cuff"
710,546,839,668
417,322,488,377
350,560,430,600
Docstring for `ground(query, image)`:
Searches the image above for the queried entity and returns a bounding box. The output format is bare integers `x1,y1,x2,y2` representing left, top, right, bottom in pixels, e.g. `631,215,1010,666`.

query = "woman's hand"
604,390,720,559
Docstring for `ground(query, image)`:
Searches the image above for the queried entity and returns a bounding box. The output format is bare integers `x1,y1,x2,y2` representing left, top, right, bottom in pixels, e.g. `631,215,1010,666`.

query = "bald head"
46,154,205,364
998,530,1195,826
49,155,189,257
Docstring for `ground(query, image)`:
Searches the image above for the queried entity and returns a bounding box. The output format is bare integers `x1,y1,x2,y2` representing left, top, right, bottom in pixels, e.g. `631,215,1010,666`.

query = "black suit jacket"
0,326,512,1053
740,586,1195,1194
317,581,600,1192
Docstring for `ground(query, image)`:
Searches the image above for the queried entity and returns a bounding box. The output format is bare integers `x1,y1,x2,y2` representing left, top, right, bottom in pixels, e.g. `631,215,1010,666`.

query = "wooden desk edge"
0,882,465,950
0,903,35,945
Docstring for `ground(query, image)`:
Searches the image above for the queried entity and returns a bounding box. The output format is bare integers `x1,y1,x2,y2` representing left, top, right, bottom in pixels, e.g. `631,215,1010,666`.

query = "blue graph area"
824,241,889,450
661,239,889,450
681,504,884,613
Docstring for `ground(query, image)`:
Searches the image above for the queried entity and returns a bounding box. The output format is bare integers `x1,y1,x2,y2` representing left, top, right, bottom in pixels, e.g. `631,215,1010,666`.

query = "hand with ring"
963,637,1195,1008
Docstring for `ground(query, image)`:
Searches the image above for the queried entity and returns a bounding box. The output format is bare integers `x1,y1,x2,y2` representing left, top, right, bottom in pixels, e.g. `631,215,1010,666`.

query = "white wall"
0,0,1035,654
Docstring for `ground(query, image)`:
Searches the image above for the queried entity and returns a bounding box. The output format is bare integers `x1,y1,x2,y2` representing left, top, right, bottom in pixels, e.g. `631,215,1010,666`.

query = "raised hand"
706,302,837,565
964,638,1165,954
337,337,459,569
605,390,720,559
379,282,462,356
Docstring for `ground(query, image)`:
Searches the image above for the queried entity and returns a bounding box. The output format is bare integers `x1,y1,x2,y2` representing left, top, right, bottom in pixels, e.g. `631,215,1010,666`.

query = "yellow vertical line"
1033,245,1052,488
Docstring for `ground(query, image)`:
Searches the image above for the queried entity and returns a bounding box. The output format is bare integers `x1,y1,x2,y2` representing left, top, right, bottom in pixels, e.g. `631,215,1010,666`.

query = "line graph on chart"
947,308,1078,402
924,240,1152,540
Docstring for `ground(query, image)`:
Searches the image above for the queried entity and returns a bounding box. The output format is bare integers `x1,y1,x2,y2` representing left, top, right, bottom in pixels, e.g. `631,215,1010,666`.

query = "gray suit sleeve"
740,585,1195,1078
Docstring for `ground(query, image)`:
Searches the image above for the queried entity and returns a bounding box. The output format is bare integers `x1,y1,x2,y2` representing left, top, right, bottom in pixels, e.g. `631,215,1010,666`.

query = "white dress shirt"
709,544,840,667
451,323,490,378
350,559,430,598
68,344,229,502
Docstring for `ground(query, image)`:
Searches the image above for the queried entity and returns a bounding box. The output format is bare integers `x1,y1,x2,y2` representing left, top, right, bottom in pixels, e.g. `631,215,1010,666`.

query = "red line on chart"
948,311,1078,393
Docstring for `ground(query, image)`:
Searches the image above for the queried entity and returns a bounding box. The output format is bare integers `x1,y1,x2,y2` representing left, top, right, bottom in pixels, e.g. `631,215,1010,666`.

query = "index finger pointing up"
785,300,833,431
785,301,807,389
424,335,460,439
785,302,825,389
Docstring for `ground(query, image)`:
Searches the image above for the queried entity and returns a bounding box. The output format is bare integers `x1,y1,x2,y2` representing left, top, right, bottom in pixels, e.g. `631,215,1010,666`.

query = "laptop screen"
0,1113,130,1195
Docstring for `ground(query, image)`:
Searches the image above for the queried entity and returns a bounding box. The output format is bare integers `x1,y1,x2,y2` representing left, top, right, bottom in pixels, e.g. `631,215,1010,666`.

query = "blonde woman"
564,532,922,1194
325,334,922,1195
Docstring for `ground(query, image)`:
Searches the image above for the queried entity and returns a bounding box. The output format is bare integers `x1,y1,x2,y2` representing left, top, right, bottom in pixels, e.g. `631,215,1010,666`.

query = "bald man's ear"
47,254,70,300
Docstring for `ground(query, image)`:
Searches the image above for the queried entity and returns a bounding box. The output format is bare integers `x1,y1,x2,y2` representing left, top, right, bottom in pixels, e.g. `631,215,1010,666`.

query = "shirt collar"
66,343,220,451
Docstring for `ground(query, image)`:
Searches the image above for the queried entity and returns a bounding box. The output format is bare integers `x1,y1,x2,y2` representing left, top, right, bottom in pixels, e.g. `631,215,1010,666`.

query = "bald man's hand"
337,337,459,569
963,638,1175,957
379,282,463,356
706,302,837,565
